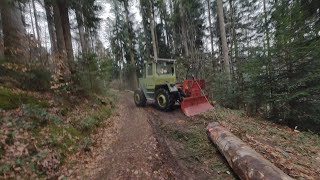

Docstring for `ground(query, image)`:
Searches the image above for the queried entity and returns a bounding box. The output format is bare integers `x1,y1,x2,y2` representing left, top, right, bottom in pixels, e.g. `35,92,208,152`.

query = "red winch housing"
180,79,214,116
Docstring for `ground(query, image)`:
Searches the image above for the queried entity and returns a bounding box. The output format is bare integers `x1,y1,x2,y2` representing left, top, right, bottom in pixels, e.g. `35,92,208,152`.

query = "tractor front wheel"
134,89,146,107
155,88,174,111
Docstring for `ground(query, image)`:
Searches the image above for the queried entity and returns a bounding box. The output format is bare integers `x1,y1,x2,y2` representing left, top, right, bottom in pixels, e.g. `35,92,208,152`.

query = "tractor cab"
142,58,176,87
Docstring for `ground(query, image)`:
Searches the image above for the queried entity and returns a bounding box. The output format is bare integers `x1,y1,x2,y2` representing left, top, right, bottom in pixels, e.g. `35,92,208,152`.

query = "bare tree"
149,0,158,60
32,0,41,44
123,0,138,89
207,0,214,57
75,4,88,55
0,13,3,56
58,0,75,73
44,0,58,54
216,0,230,78
179,1,189,56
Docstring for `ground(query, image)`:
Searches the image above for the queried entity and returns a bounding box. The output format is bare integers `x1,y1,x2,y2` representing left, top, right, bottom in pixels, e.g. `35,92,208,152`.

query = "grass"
164,124,235,179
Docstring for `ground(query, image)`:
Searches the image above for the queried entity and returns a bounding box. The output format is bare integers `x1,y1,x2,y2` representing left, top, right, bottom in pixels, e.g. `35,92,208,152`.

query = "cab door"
144,63,155,91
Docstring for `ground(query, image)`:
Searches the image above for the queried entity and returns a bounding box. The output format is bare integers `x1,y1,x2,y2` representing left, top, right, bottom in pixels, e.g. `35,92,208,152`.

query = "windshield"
156,62,174,75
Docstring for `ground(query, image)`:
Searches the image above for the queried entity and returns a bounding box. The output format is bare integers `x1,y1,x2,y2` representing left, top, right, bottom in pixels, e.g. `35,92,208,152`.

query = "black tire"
155,88,174,111
134,89,147,107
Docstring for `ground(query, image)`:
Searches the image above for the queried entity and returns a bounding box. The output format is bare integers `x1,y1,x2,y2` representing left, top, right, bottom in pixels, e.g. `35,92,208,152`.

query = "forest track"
62,90,235,179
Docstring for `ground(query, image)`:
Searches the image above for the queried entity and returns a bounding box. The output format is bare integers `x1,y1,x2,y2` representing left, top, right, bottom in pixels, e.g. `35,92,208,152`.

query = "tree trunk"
229,0,238,78
263,0,274,117
58,0,75,74
0,14,3,56
263,0,270,57
32,0,41,44
124,0,138,89
28,3,36,39
149,0,158,61
168,0,177,55
32,0,42,63
179,2,189,57
75,5,88,55
139,0,151,59
44,0,58,54
52,0,70,79
216,0,230,78
0,0,28,64
18,2,26,28
207,0,215,69
207,122,294,180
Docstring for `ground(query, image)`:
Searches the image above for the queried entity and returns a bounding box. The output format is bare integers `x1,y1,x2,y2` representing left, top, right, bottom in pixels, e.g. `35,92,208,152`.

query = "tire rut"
95,92,186,179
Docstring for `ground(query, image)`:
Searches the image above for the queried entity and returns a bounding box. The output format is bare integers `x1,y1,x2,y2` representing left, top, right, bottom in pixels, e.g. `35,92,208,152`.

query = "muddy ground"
60,91,236,180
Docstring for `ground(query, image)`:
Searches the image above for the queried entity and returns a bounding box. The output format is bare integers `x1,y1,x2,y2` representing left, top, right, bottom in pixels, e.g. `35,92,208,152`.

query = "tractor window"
147,63,153,76
156,62,174,75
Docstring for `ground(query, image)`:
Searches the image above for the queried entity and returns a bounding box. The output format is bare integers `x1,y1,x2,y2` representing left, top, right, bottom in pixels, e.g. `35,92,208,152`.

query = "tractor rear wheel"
155,88,174,111
134,89,146,107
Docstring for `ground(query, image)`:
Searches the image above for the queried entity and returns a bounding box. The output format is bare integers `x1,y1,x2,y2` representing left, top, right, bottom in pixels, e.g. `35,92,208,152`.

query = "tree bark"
44,0,58,54
207,122,294,180
149,0,158,61
139,0,151,59
263,0,270,57
168,0,177,55
179,2,189,57
207,0,215,70
28,3,36,39
0,0,28,64
0,14,3,56
216,0,230,78
32,0,41,44
52,0,70,79
75,7,88,55
58,0,75,73
18,2,26,28
229,0,238,78
124,0,138,89
53,1,66,56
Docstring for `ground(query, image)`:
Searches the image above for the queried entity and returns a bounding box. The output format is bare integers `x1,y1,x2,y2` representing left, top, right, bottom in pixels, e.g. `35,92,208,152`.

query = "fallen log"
206,122,294,180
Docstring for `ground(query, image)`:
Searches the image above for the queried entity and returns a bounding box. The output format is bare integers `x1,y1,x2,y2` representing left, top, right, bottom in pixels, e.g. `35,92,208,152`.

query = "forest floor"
61,90,320,180
1,88,320,179
60,90,236,179
0,86,115,179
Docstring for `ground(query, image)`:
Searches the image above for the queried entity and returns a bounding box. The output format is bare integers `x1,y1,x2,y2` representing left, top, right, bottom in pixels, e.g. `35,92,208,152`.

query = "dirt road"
62,91,235,179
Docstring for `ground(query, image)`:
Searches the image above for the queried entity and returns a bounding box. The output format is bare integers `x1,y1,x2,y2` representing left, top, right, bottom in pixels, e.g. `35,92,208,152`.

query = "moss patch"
47,124,83,155
0,87,49,110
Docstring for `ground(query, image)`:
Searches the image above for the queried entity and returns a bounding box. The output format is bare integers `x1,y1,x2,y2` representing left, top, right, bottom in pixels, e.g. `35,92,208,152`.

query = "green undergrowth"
162,124,235,178
171,127,216,162
202,108,320,149
0,88,116,178
0,87,49,110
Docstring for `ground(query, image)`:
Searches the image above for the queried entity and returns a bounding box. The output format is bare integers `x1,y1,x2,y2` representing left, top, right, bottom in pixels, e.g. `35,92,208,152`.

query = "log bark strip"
206,122,294,180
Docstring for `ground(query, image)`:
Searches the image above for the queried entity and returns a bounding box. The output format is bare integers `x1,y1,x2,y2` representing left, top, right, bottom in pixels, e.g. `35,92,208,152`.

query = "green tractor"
134,58,214,116
134,58,179,111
